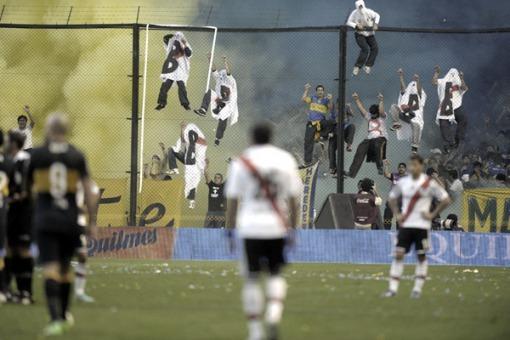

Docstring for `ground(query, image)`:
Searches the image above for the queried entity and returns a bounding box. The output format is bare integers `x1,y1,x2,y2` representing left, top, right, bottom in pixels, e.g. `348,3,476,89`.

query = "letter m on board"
468,196,497,232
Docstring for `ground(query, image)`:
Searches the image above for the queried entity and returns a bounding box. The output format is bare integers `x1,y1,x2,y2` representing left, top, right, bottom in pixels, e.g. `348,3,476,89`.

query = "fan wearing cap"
346,0,380,76
353,177,382,230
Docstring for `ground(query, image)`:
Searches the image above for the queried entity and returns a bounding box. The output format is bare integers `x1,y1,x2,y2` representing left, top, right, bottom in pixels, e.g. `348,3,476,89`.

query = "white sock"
75,263,87,295
243,279,264,340
389,260,404,293
413,260,428,293
265,276,287,325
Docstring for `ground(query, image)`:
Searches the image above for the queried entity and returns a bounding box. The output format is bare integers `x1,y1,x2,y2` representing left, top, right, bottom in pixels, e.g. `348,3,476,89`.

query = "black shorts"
243,238,286,275
7,203,33,248
36,229,81,265
396,228,430,255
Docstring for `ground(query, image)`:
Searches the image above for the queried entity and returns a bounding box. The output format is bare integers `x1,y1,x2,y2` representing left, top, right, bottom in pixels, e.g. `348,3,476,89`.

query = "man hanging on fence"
346,0,380,76
167,122,207,209
194,55,239,146
432,66,469,154
155,32,192,111
301,83,333,168
390,69,427,153
345,92,387,178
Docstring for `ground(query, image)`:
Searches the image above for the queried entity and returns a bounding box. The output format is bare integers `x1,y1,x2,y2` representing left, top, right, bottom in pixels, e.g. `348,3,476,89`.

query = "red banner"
87,227,175,259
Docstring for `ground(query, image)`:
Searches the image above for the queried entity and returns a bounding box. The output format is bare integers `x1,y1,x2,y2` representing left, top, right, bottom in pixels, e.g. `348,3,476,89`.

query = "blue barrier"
172,228,510,267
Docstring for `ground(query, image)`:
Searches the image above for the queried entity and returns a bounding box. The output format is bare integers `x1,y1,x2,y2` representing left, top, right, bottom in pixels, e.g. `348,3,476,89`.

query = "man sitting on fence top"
346,0,380,76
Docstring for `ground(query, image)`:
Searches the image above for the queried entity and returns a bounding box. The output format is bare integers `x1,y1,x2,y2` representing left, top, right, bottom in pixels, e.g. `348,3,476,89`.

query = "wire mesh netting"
0,24,508,231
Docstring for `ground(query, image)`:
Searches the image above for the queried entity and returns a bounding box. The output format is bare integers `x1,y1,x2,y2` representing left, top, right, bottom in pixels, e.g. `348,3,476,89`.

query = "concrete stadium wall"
172,229,510,267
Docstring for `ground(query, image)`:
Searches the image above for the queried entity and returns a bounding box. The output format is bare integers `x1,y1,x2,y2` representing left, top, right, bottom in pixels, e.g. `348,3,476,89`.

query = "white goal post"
138,24,218,193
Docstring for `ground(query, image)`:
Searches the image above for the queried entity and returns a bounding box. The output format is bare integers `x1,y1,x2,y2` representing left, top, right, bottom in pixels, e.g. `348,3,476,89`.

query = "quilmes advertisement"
94,178,182,227
461,188,510,233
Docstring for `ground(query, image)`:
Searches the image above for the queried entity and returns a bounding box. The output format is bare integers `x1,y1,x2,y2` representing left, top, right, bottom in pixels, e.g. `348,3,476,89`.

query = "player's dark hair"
448,169,459,180
215,173,223,181
17,115,27,122
368,104,379,117
251,123,273,145
360,177,374,192
316,84,324,91
398,162,407,168
409,153,424,164
163,34,174,44
8,130,26,150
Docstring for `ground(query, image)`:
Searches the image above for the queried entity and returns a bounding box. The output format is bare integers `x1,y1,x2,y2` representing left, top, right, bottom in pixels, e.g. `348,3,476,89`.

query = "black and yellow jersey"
0,154,13,209
28,142,89,230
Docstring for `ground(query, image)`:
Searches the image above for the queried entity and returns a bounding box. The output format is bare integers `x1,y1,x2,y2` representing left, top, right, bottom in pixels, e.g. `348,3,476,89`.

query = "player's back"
226,144,302,239
29,142,88,233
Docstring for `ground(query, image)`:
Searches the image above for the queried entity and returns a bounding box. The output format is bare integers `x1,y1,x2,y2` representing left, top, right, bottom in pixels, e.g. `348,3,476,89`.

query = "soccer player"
432,66,469,153
345,92,387,177
13,105,35,152
28,113,97,335
167,122,207,209
155,32,192,111
194,55,239,146
0,129,14,303
385,154,451,298
301,83,333,167
203,159,226,228
346,0,380,76
390,69,427,153
74,180,100,303
226,123,301,340
4,130,33,305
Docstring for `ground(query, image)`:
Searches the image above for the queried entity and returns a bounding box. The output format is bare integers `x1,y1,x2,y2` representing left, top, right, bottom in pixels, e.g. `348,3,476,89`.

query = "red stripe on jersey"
401,176,432,225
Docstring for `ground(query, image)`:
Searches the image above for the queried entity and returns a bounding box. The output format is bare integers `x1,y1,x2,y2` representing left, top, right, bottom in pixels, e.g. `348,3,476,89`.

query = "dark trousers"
304,121,318,165
355,33,378,67
439,119,456,149
216,119,228,140
454,106,467,145
326,125,356,171
157,79,189,107
200,89,212,110
167,149,185,170
349,137,386,177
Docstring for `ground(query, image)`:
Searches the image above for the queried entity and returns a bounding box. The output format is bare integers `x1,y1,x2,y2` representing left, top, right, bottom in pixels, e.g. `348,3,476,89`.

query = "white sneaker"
166,169,179,176
382,290,397,298
352,66,360,76
76,293,95,303
364,66,371,74
188,200,196,209
410,290,421,299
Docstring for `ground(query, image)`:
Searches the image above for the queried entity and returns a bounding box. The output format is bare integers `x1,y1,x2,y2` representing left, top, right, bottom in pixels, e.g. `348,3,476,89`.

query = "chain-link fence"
0,24,508,230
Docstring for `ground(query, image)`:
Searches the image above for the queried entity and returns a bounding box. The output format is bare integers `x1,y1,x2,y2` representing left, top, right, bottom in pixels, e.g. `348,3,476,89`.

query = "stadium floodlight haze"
0,1,509,339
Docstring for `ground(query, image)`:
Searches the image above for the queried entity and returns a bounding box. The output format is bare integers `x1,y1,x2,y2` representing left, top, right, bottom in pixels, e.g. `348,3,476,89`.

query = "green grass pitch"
0,260,509,340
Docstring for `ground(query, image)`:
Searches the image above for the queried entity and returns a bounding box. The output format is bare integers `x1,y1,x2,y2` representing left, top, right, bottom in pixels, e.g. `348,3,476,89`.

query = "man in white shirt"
167,122,207,209
390,69,427,153
194,55,239,146
346,0,380,75
432,66,469,153
13,105,35,151
345,92,387,177
385,154,451,298
226,123,301,340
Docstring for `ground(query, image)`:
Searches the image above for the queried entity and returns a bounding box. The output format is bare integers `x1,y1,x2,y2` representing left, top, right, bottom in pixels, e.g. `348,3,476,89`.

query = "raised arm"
459,71,468,92
397,68,406,93
432,65,441,86
326,93,334,111
352,92,369,119
378,93,386,117
302,83,312,103
414,74,423,97
204,158,211,183
208,53,217,72
383,159,392,180
371,9,380,30
24,105,35,128
223,56,232,75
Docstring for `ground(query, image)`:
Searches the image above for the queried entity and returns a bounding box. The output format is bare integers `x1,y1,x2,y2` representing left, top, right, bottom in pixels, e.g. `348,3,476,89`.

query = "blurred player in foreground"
28,113,97,336
74,180,100,303
226,123,302,340
385,154,451,298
